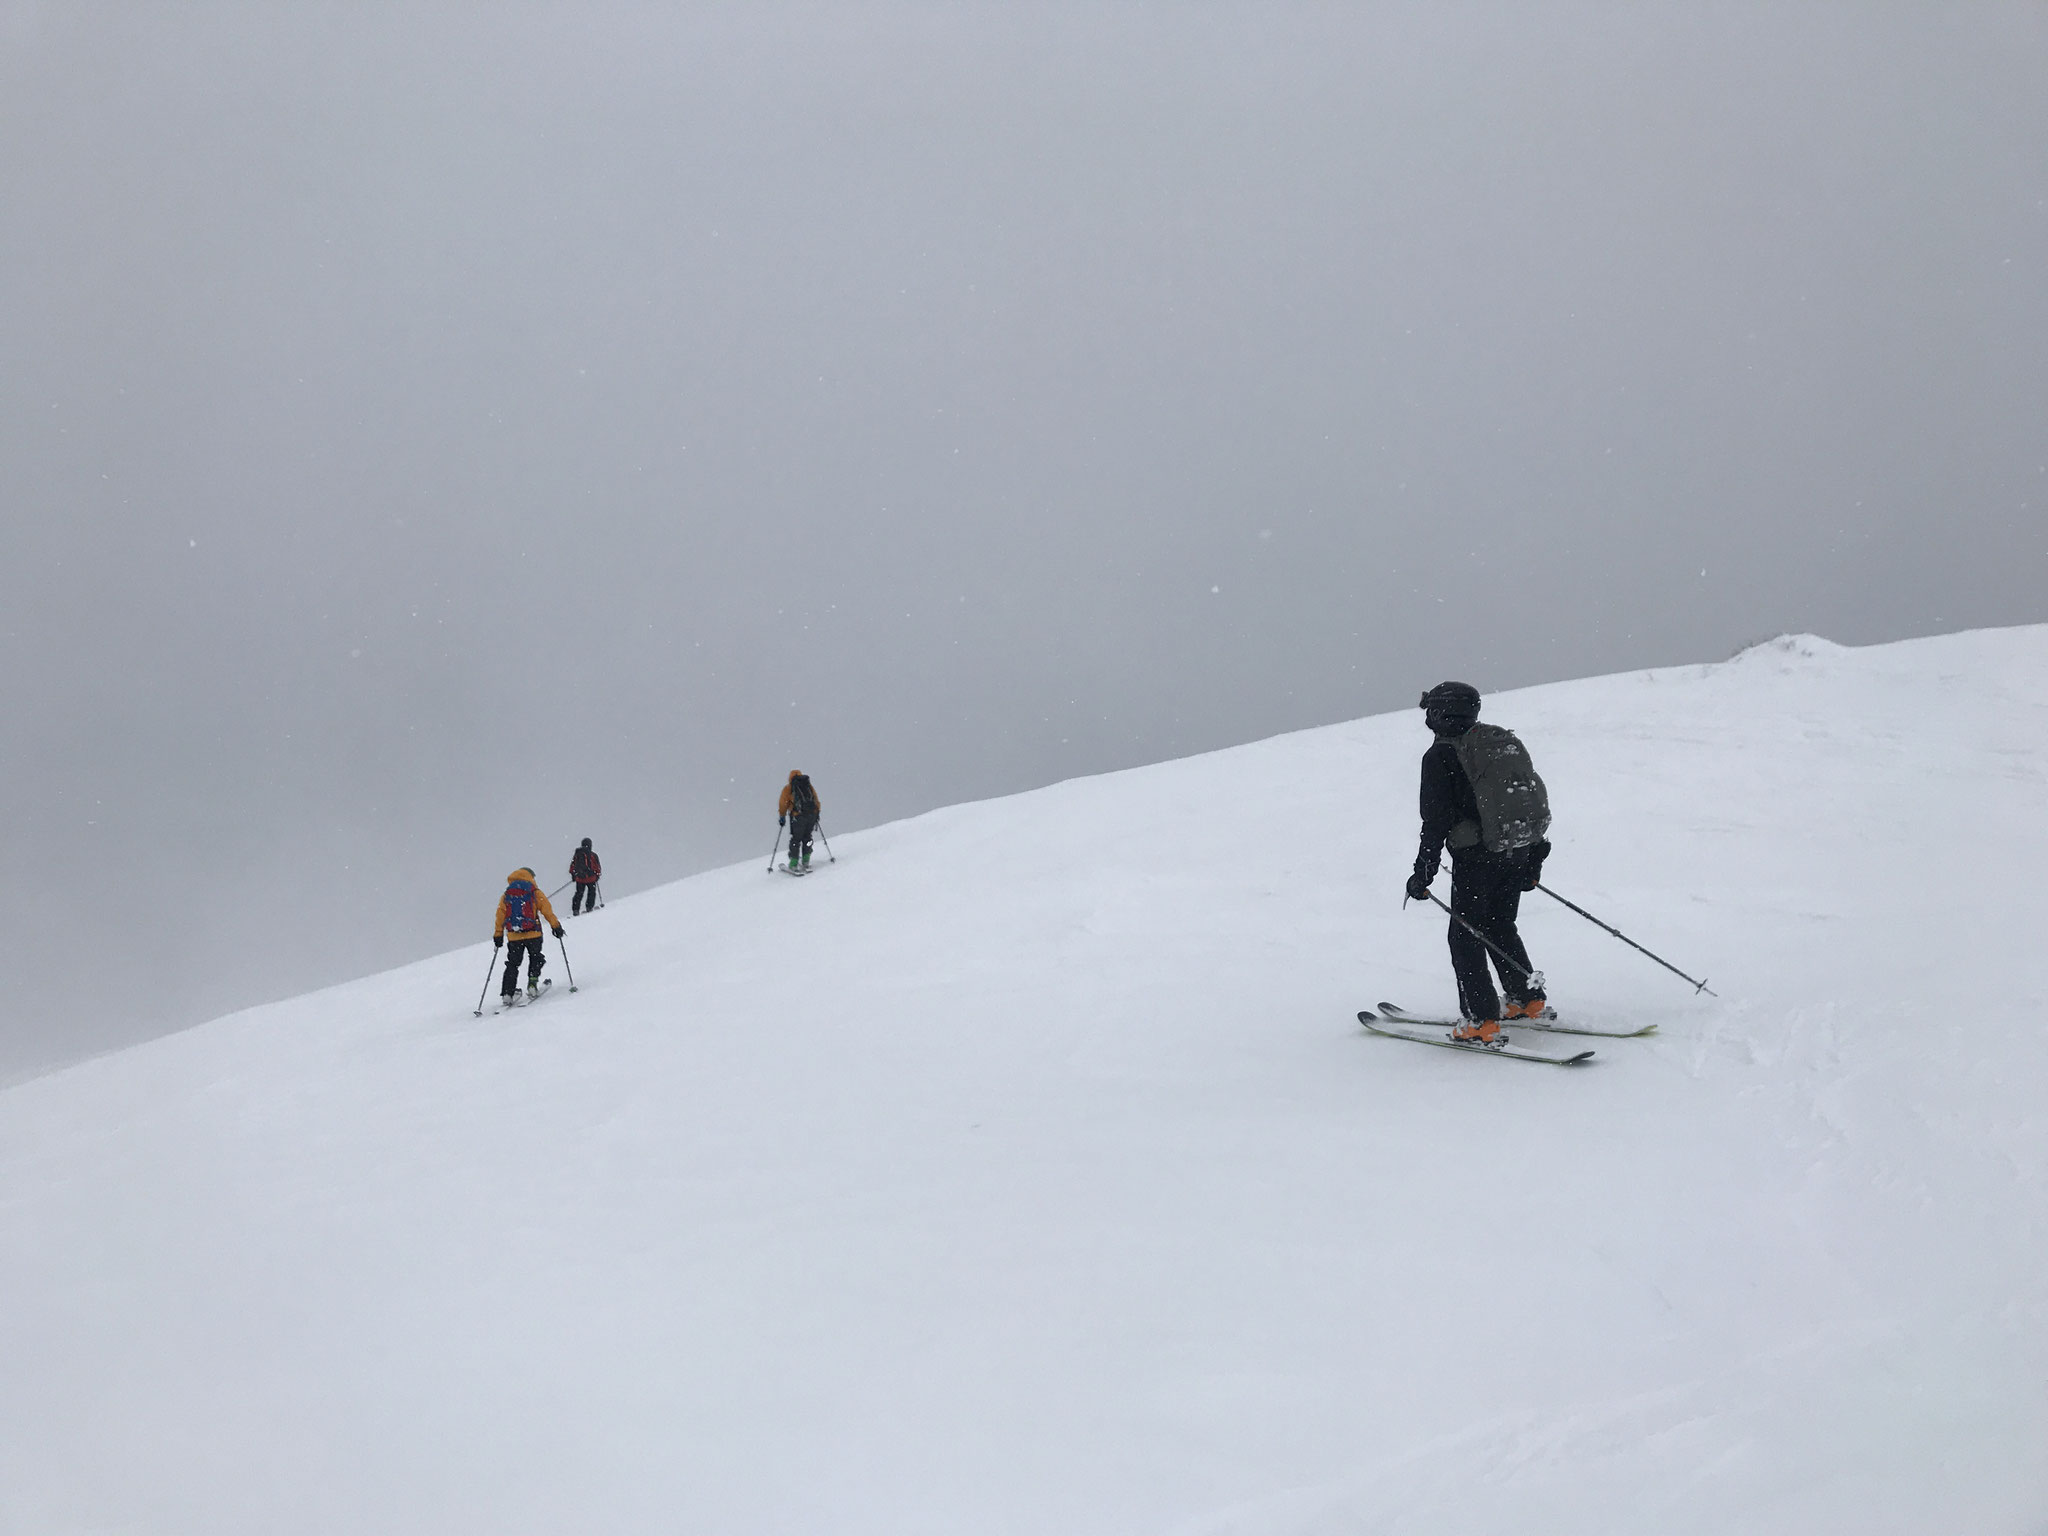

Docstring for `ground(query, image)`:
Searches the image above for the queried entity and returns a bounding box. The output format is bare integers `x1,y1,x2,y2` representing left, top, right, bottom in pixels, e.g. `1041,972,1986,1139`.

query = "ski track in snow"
3,626,2047,1535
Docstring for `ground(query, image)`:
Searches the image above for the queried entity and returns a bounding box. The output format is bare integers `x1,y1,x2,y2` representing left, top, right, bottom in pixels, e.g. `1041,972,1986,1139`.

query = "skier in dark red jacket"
569,838,602,915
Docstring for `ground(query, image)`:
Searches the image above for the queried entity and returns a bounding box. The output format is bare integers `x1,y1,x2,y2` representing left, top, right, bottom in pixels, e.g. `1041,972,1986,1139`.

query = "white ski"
1376,1001,1654,1039
494,978,554,1015
1359,1009,1595,1066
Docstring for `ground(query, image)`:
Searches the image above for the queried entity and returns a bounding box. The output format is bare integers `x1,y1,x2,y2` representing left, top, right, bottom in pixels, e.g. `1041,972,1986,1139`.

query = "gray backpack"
1449,723,1551,853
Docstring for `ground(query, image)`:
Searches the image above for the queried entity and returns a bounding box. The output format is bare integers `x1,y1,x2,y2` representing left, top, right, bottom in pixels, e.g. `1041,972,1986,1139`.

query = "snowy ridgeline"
2,626,2045,1535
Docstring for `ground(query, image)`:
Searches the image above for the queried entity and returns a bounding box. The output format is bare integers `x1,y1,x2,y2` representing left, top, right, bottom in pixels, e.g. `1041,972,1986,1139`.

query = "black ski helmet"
1420,680,1481,734
581,838,592,849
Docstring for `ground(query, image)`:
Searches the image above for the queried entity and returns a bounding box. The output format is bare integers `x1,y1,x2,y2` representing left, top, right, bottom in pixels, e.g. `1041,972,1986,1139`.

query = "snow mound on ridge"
1724,630,1848,664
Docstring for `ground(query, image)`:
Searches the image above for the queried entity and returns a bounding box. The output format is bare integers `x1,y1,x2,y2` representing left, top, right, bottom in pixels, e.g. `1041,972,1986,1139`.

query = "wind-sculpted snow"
3,626,2045,1535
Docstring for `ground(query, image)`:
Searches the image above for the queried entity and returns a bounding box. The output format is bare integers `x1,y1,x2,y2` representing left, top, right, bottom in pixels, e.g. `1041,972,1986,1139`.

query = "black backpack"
1451,723,1551,853
789,774,818,818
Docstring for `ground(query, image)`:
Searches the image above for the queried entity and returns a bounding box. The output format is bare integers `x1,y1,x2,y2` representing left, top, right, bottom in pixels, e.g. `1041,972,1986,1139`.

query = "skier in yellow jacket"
493,867,564,1002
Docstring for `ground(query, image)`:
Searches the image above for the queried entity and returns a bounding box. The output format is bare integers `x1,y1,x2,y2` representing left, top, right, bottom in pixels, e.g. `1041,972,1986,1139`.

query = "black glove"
1405,870,1435,903
778,815,786,827
493,935,504,949
551,926,565,939
1524,840,1551,891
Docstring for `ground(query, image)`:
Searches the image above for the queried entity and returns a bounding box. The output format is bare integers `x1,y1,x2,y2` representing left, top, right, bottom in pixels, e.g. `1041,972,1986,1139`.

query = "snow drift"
3,625,2045,1535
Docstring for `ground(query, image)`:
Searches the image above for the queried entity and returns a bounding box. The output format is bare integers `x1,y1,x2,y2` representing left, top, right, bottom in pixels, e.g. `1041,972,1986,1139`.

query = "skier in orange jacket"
493,867,563,1002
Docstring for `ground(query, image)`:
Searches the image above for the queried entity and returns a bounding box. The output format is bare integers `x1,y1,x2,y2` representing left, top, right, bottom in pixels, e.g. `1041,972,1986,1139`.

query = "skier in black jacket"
778,771,821,873
1406,681,1550,1042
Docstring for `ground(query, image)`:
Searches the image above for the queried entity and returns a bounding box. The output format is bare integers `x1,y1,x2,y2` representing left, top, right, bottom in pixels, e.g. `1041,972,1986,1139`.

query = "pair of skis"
1360,1002,1655,1066
492,978,555,1016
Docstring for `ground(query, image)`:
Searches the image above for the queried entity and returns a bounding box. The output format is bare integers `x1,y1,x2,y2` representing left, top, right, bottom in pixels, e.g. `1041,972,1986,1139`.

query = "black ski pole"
1534,883,1715,996
472,945,500,1017
1415,888,1548,994
548,880,571,901
595,882,603,910
767,825,783,872
554,928,578,993
816,824,836,864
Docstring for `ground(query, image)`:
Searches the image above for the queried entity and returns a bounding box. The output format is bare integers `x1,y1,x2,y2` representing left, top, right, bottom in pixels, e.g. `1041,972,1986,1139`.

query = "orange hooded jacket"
777,770,822,819
493,868,561,941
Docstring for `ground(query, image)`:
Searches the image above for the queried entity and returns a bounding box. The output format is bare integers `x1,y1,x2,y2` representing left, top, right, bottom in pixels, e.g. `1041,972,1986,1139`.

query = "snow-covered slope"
4,627,2046,1536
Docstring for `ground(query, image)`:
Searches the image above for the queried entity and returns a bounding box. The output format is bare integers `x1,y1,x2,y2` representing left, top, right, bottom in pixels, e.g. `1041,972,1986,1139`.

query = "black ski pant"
788,811,817,861
1447,849,1541,1021
501,936,546,994
572,882,599,914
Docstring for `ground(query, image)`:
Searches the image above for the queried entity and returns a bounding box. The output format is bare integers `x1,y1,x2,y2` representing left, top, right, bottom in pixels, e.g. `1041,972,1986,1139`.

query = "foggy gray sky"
4,3,2045,1079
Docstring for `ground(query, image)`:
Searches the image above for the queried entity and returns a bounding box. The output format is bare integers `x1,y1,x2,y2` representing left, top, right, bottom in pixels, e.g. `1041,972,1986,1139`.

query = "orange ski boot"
1450,1019,1502,1044
1502,998,1550,1021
